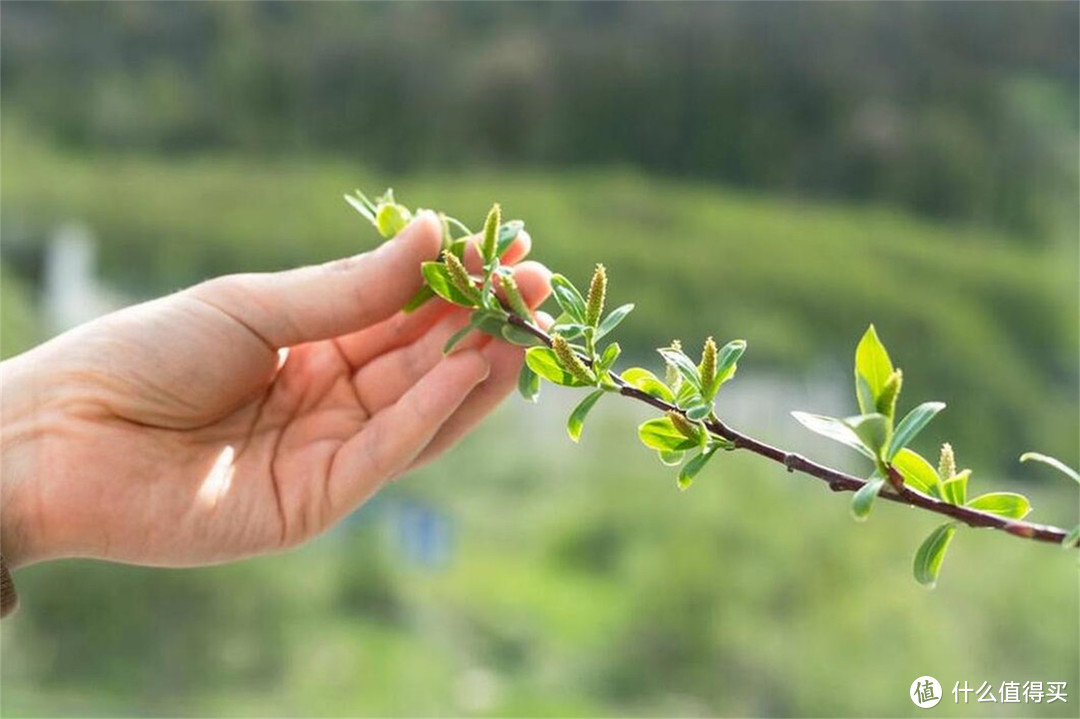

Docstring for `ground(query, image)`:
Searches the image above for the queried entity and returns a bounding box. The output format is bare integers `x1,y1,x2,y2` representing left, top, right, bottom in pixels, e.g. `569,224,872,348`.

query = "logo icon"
911,676,942,708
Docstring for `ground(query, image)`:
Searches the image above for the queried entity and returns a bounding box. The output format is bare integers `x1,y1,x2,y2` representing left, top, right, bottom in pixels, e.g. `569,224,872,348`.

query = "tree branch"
505,313,1074,547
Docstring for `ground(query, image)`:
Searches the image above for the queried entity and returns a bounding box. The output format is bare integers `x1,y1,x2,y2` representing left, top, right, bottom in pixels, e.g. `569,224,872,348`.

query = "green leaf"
376,203,411,238
658,347,702,391
658,450,685,467
597,342,621,373
621,367,675,403
674,381,700,408
885,401,946,460
567,390,605,443
1063,524,1080,549
443,313,485,354
844,413,890,457
596,304,635,339
501,324,543,347
713,339,746,388
496,220,525,257
965,492,1032,520
913,523,957,588
517,362,540,402
421,262,480,307
638,417,699,453
525,347,592,388
941,470,970,506
345,193,377,225
678,446,719,490
854,325,894,414
402,285,436,313
791,412,875,460
550,274,587,324
684,401,711,422
851,476,886,521
1020,452,1080,485
891,448,941,497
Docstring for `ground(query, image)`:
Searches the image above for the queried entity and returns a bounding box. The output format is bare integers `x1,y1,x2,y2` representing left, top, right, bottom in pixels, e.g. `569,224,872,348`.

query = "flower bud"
938,442,956,481
498,273,531,319
585,263,607,327
552,335,596,384
481,203,501,262
668,411,700,442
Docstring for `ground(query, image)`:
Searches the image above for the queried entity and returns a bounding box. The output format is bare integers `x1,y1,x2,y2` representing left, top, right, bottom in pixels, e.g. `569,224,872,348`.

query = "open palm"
0,214,551,568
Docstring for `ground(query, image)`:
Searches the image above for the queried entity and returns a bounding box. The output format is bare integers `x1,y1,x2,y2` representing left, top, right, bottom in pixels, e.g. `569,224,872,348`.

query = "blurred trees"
2,2,1076,238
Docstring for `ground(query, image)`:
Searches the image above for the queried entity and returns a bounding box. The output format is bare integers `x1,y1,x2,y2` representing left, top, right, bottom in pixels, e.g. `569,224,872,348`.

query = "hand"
0,213,551,569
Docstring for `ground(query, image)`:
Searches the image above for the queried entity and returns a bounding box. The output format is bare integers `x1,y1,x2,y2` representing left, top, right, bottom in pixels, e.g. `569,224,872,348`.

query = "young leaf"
941,470,970,506
854,325,894,414
597,342,621,373
443,312,486,354
885,401,946,460
517,362,540,402
913,523,957,588
1020,452,1080,484
550,274,587,324
791,412,875,460
345,193,377,225
402,285,436,313
965,492,1032,520
674,381,699,408
657,347,702,392
621,367,675,403
496,220,524,257
851,475,886,521
525,347,592,388
421,262,481,307
1063,524,1080,549
658,450,685,467
713,339,747,388
638,417,699,453
567,390,605,443
677,445,720,490
844,413,890,458
891,448,942,497
596,303,635,339
684,401,712,422
501,324,543,347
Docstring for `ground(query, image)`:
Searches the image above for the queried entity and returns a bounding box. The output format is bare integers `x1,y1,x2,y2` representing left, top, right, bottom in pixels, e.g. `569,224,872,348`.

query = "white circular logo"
910,676,942,708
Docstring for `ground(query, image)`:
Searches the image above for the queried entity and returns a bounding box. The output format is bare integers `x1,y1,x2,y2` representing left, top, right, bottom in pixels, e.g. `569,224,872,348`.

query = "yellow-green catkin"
585,263,607,327
876,369,903,419
699,336,718,386
552,335,596,384
498,273,531,319
668,411,700,442
938,442,956,481
481,203,501,262
443,250,479,299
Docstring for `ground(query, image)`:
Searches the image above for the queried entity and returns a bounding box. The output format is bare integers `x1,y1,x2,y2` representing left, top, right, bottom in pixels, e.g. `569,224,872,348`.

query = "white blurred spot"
197,445,236,510
277,347,290,370
455,667,500,713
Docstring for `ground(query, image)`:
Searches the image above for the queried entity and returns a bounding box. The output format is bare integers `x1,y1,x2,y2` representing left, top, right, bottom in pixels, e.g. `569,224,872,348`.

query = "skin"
0,212,552,569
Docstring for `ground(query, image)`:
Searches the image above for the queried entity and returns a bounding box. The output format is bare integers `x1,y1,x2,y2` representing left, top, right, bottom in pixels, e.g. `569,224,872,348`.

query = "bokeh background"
1,2,1078,717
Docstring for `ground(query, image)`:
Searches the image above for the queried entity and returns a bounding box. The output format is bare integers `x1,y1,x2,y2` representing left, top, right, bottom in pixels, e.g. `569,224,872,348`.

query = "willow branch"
504,313,1074,547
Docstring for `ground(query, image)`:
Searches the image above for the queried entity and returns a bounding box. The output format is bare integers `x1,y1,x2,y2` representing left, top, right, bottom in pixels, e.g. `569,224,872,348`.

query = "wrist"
1,354,56,570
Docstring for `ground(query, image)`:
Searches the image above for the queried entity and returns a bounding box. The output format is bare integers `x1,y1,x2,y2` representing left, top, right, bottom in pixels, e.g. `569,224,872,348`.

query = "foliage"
347,190,1078,588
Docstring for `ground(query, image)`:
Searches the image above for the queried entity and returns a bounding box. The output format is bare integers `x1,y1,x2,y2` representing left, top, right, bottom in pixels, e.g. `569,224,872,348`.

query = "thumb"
187,211,442,348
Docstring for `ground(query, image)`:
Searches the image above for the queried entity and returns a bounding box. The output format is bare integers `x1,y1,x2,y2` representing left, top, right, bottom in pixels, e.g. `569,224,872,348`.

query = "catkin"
876,369,903,418
443,250,479,299
699,336,718,386
498,273,531,319
585,263,607,327
552,335,596,384
938,443,956,481
668,411,700,442
482,203,502,262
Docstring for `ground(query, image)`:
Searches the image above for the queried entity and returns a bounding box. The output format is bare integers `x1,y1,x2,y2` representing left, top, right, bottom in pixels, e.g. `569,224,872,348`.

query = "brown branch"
505,313,1075,547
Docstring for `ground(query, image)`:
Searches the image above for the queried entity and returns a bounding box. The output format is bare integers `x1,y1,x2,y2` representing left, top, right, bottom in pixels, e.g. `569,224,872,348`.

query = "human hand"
0,213,551,569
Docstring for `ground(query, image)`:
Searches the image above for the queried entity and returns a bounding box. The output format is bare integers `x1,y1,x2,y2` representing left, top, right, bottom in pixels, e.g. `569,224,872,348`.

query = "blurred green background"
1,3,1077,717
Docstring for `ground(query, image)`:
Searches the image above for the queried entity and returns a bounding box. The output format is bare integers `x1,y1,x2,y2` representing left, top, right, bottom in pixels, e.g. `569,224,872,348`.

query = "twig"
505,313,1074,547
